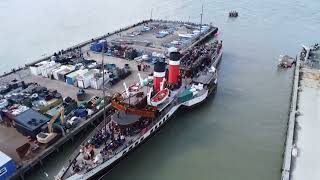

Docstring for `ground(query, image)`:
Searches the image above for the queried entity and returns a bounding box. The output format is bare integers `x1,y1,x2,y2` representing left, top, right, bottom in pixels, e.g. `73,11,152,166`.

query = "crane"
36,108,65,144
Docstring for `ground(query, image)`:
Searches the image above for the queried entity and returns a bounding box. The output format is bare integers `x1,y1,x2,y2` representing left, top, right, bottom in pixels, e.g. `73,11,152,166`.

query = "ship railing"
63,99,180,177
60,115,112,177
157,100,179,120
85,124,143,168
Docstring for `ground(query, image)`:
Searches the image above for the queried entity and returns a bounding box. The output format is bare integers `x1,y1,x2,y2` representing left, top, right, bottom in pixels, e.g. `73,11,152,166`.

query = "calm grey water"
1,0,320,179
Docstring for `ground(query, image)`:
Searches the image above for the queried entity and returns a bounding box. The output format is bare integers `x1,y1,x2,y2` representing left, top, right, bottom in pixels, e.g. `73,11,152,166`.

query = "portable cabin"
0,151,16,180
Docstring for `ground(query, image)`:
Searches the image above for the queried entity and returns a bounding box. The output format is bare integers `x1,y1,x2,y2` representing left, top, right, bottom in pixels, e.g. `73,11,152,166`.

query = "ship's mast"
101,42,107,136
200,4,204,34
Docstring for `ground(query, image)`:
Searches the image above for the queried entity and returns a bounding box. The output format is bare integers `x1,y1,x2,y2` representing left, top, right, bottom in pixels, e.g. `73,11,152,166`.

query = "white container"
77,69,99,88
90,70,108,89
41,62,61,78
29,61,49,76
52,65,75,80
66,69,88,86
39,61,52,77
57,66,75,81
52,66,65,80
90,76,103,89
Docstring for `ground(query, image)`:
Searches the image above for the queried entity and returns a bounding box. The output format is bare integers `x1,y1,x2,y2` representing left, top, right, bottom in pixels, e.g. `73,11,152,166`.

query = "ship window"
141,137,144,141
135,142,138,146
129,146,133,150
155,125,158,129
166,115,169,119
151,128,154,133
123,151,127,155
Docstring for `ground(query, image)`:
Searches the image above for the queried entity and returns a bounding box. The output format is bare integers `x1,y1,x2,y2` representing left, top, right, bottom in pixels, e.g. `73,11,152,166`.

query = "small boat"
229,11,239,18
278,55,296,68
150,88,170,106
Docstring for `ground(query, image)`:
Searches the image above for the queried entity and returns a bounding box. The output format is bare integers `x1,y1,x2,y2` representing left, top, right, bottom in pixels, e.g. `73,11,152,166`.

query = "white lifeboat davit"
150,88,170,106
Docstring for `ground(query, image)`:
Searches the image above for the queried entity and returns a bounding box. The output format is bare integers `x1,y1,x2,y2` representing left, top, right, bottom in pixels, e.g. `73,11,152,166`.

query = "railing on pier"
281,56,301,180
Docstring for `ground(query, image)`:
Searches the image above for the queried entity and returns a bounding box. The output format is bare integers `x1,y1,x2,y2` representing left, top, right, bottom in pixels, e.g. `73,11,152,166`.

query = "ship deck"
62,122,141,179
61,98,181,180
59,74,207,179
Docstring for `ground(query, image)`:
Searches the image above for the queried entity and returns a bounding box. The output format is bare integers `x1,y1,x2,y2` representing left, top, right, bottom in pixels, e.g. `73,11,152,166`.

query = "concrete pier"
290,46,320,180
282,44,320,180
281,57,300,180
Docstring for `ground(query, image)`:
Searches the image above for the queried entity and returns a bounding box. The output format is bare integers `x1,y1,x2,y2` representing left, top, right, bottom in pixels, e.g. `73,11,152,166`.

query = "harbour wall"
281,57,300,180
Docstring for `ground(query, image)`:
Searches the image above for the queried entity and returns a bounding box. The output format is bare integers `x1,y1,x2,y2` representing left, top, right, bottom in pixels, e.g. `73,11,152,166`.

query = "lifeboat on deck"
150,88,170,106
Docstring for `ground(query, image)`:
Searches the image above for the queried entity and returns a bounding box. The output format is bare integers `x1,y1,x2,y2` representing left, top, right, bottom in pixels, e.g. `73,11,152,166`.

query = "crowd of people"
69,110,160,174
71,116,153,173
180,41,219,77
